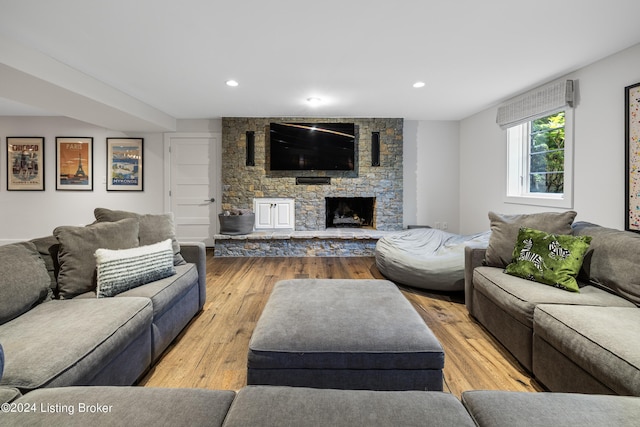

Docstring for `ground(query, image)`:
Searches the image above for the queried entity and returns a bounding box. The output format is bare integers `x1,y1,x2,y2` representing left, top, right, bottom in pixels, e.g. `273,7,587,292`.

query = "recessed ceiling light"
413,81,426,88
226,80,239,87
306,97,322,106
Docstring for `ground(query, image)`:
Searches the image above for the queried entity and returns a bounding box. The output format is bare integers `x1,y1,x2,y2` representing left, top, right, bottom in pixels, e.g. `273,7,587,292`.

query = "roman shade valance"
496,79,575,129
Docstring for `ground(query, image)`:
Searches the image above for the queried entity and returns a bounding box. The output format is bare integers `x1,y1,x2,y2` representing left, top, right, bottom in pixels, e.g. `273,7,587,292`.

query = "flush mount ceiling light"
413,81,426,88
226,80,239,87
306,97,322,106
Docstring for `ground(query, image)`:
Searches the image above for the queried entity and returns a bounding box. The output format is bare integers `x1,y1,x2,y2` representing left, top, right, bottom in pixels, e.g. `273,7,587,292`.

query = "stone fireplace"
221,117,403,231
326,197,376,228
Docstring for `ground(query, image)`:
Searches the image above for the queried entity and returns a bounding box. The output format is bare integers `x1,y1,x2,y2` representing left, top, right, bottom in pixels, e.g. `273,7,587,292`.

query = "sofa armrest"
179,242,207,310
464,244,487,316
0,345,19,404
0,387,21,405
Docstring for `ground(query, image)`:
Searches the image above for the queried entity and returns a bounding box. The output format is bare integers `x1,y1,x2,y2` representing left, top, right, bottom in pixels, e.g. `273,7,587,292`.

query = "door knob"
205,198,215,202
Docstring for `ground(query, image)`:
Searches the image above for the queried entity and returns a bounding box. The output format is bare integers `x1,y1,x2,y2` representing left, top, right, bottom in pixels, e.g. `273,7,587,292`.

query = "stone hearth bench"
247,279,445,391
213,229,394,257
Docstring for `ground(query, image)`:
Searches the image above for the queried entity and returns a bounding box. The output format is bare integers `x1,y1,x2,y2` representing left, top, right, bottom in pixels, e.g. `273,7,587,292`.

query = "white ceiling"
1,0,640,131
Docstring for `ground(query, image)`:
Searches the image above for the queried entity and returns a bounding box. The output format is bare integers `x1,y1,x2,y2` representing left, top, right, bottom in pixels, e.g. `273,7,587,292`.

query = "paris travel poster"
7,137,45,191
56,137,93,191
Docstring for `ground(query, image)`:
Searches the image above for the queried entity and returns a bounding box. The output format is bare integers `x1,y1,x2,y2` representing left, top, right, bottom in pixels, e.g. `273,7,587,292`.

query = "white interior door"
164,133,220,246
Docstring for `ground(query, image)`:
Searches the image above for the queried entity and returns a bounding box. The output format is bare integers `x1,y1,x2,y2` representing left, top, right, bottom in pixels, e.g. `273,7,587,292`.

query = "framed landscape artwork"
626,82,640,232
106,137,143,191
6,137,45,191
56,137,93,191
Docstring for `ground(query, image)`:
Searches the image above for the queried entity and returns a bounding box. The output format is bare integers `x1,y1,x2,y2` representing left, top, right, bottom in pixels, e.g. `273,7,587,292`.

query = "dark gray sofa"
465,216,640,395
0,210,206,393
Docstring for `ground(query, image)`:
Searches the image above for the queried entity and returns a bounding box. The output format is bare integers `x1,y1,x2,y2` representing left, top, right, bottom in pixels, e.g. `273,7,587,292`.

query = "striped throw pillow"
95,239,176,298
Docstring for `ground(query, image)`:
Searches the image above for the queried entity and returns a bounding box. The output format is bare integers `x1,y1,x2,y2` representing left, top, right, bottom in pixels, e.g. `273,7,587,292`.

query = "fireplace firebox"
325,197,376,229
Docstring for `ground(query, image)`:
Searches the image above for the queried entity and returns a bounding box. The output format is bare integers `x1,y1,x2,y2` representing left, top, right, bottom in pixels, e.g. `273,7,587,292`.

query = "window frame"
505,107,574,208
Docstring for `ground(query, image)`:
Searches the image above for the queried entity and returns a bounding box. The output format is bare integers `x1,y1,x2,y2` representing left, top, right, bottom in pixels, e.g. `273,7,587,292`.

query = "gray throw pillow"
93,208,186,266
54,219,140,299
485,211,577,268
573,221,640,305
29,235,60,296
0,242,51,325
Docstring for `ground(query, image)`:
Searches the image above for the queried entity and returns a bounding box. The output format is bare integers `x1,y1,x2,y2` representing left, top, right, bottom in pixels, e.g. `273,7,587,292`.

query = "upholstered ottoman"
247,279,445,390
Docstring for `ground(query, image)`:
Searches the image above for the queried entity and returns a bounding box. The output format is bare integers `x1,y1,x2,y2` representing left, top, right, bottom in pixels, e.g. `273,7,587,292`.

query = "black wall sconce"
371,131,380,167
246,131,255,166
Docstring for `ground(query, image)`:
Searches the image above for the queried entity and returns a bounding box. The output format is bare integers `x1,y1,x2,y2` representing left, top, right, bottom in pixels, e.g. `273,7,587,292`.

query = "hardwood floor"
139,255,543,397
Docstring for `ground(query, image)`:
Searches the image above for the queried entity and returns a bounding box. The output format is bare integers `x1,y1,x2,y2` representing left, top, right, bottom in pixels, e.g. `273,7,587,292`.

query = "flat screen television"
269,122,355,171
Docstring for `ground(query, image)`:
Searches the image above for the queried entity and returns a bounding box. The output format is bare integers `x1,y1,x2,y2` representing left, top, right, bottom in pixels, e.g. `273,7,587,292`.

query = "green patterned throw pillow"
505,227,592,292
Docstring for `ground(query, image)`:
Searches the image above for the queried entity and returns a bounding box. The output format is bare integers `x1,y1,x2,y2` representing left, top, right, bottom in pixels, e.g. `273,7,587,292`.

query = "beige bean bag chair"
375,228,490,291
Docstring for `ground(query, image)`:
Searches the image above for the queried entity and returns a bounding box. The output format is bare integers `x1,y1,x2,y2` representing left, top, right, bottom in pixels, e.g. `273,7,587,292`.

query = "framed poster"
626,82,640,232
6,137,45,191
56,137,93,191
106,138,143,191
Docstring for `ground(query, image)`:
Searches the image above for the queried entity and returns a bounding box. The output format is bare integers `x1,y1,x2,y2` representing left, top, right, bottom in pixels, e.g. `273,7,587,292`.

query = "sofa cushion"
0,242,51,325
505,227,591,292
94,208,186,266
54,219,140,299
485,211,577,268
534,305,640,396
1,386,235,426
0,297,152,391
473,266,635,326
462,390,640,427
95,239,175,298
115,263,197,319
573,221,640,305
224,386,475,427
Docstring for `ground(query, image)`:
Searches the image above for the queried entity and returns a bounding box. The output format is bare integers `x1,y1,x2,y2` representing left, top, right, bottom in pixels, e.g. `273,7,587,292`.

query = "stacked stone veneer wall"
221,117,403,231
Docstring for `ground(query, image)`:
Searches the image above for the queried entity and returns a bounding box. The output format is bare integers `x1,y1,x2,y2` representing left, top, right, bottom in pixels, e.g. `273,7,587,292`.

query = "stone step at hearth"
213,229,393,257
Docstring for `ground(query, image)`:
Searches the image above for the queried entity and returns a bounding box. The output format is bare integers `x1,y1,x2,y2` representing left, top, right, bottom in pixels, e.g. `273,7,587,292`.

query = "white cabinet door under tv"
253,198,295,230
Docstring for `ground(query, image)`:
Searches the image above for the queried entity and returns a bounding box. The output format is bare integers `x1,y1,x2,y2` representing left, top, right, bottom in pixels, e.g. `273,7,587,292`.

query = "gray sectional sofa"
465,211,640,395
6,207,640,425
0,208,206,393
3,379,640,426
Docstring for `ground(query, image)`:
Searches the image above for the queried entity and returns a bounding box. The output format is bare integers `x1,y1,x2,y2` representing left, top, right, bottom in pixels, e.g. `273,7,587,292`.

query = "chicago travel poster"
7,137,44,191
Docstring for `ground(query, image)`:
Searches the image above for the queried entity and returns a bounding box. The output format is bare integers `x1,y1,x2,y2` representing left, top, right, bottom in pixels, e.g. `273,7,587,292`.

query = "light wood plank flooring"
139,255,543,397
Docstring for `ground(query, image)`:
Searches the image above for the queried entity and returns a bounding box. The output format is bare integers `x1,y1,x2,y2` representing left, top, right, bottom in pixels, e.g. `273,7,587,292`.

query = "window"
506,109,573,208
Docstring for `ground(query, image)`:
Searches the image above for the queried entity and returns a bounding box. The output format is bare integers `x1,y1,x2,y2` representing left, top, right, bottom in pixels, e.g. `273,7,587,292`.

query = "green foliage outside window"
530,111,565,193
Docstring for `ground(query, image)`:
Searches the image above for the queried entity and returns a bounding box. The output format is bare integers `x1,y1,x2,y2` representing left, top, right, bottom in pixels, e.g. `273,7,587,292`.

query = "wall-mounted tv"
269,122,355,171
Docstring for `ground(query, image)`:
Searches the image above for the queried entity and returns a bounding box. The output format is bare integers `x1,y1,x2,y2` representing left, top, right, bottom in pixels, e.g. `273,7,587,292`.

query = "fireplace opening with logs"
325,197,376,229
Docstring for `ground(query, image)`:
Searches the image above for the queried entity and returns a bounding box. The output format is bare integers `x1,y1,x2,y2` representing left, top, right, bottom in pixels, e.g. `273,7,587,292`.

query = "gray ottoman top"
225,385,475,427
249,279,444,370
